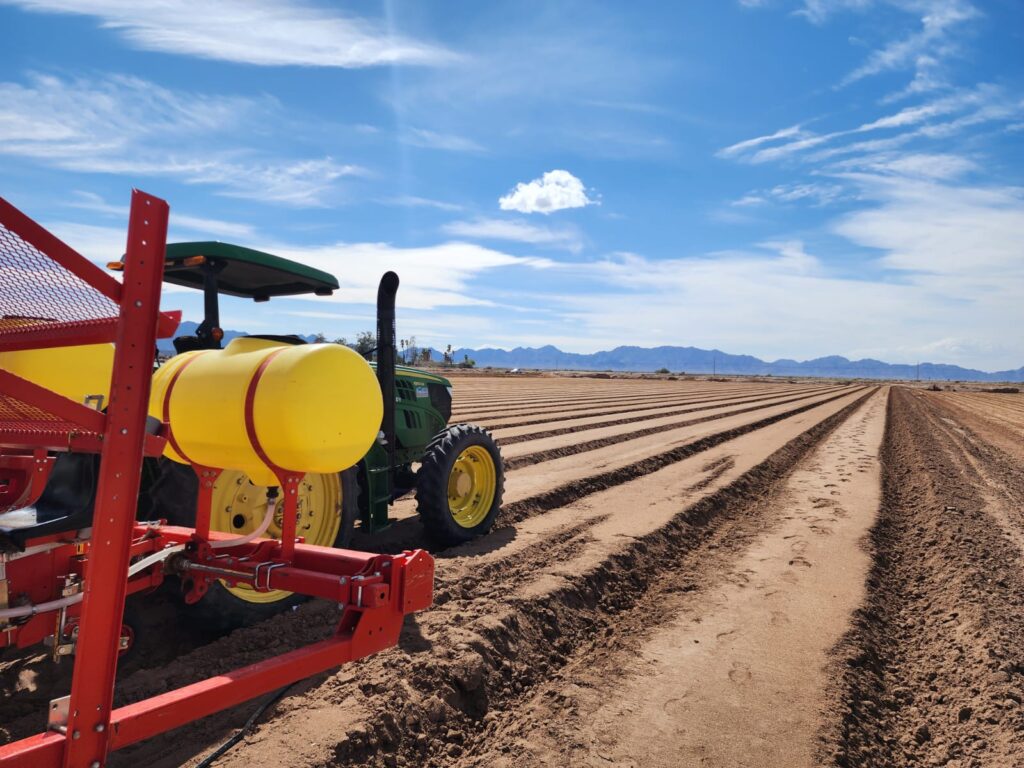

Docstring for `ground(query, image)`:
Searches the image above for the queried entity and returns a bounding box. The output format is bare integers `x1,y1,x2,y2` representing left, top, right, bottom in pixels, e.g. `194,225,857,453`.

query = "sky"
0,0,1022,370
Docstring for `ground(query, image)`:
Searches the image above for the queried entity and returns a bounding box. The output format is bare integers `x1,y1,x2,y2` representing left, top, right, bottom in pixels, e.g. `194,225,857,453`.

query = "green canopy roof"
163,241,339,301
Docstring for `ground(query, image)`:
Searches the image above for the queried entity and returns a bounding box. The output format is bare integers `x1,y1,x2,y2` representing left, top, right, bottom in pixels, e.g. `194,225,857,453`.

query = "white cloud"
441,218,583,252
839,1,979,88
833,174,1024,280
265,240,554,310
829,151,976,179
733,183,845,206
796,0,873,24
403,128,484,152
68,191,257,239
0,72,362,206
550,201,1022,369
383,196,464,212
0,0,456,67
498,170,596,215
717,125,807,158
721,86,1018,165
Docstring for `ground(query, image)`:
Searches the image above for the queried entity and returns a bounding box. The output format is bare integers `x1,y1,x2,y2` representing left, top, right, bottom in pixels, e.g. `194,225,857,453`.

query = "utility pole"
713,354,716,377
917,361,920,381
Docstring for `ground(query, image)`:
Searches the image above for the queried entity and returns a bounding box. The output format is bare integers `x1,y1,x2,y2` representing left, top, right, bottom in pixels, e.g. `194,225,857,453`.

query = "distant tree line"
311,332,475,368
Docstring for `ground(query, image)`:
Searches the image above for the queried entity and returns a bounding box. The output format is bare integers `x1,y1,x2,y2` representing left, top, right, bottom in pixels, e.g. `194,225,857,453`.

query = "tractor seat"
0,417,162,553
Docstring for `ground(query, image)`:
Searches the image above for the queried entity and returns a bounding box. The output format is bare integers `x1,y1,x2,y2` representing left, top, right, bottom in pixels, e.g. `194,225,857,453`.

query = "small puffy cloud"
499,170,596,215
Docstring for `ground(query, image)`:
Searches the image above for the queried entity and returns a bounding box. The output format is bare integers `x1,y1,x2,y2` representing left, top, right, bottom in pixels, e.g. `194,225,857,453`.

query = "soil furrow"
501,387,869,523
502,386,855,469
818,387,1024,768
209,383,872,768
493,385,838,445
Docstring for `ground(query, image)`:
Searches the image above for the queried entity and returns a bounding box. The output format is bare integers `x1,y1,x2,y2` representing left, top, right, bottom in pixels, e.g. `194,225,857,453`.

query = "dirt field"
2,377,1023,767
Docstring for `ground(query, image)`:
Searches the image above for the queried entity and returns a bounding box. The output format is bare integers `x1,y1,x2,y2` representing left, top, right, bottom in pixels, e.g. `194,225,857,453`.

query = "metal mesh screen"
0,391,103,442
0,220,118,341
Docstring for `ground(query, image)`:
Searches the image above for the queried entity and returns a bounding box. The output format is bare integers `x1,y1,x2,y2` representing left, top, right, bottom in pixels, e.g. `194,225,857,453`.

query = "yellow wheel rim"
448,445,497,529
208,470,342,603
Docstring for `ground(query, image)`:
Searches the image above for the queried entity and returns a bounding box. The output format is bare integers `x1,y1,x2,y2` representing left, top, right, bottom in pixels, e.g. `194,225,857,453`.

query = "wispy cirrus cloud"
0,0,456,67
0,72,363,206
402,128,484,153
719,85,1016,165
266,240,555,310
441,217,583,253
67,191,258,239
838,0,979,90
554,171,1024,367
747,1,981,98
732,182,845,207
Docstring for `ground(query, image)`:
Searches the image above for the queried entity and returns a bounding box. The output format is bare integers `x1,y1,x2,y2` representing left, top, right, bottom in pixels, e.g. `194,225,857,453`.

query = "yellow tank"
150,337,383,485
0,343,114,407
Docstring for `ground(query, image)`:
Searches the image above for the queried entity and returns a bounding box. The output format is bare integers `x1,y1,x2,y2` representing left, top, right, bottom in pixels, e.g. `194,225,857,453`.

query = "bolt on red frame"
0,191,433,768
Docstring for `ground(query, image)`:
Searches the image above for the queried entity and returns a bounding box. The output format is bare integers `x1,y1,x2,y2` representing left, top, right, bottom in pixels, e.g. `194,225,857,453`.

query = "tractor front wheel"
416,424,503,548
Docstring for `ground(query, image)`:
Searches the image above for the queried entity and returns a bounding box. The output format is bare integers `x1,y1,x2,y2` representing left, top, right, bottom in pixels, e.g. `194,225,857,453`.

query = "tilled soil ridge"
156,388,873,768
454,387,888,767
819,387,1024,768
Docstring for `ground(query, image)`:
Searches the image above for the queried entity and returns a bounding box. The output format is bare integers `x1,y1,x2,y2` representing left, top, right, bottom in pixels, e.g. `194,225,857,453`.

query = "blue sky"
1,0,1021,370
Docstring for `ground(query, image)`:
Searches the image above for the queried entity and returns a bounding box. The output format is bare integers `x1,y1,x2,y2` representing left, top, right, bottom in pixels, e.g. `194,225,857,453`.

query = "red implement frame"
0,192,434,767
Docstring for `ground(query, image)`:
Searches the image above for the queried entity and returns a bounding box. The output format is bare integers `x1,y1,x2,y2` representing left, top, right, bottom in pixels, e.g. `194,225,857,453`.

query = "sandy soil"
2,378,1022,768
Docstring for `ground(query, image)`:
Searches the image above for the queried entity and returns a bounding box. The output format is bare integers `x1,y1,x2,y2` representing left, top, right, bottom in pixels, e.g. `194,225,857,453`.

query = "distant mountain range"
159,323,1023,382
441,345,1024,382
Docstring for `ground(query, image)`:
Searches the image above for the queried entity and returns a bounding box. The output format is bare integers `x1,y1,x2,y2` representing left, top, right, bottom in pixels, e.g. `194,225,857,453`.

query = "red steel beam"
61,190,169,768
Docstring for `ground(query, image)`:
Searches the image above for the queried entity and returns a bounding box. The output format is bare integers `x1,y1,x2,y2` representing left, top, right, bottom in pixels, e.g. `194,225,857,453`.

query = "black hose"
193,684,293,768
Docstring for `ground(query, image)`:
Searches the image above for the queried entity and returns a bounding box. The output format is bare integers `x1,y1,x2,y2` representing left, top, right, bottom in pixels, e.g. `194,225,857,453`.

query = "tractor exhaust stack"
376,271,400,485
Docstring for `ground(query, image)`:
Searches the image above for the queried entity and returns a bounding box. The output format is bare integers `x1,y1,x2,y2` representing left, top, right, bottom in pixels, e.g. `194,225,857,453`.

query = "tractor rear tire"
416,424,504,548
147,460,360,633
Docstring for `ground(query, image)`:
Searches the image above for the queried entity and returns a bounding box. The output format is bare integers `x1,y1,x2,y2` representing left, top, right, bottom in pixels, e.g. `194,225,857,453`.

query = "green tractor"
121,242,504,626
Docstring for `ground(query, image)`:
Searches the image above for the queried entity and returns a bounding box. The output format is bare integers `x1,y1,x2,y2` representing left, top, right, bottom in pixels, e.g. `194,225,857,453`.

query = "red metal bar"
191,466,221,541
61,190,169,768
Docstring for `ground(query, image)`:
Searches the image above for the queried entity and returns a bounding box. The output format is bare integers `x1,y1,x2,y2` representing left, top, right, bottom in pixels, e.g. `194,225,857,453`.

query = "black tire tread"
415,423,504,549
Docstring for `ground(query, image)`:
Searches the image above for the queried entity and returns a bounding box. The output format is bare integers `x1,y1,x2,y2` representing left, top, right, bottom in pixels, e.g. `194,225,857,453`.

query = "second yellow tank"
150,337,383,485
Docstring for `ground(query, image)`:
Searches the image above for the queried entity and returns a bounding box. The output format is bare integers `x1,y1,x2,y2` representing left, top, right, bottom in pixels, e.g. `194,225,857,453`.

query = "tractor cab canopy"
161,242,338,301
108,241,339,353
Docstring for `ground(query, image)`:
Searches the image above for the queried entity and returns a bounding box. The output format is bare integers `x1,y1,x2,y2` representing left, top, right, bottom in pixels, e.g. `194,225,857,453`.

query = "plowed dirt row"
453,388,889,767
452,388,781,420
819,388,1024,768
491,384,839,443
499,385,850,466
102,386,872,766
4,379,1020,768
476,385,830,430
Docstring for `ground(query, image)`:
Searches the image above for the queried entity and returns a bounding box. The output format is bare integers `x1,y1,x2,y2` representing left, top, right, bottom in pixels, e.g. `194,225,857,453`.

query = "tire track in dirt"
818,388,1024,768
